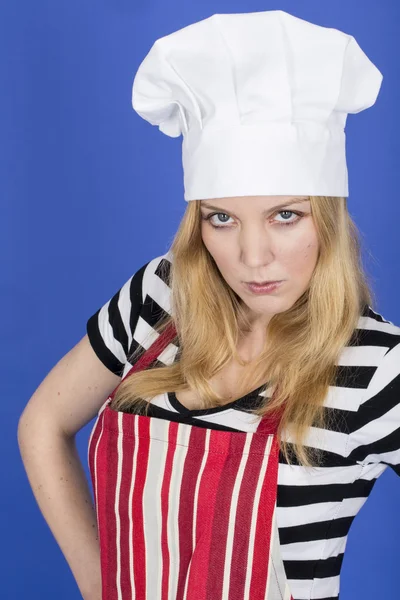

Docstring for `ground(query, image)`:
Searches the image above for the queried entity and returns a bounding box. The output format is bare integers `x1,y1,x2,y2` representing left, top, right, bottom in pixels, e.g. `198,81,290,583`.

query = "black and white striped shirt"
86,251,400,600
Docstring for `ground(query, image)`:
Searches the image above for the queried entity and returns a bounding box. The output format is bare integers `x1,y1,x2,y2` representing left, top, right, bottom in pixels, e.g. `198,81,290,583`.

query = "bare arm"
17,333,122,600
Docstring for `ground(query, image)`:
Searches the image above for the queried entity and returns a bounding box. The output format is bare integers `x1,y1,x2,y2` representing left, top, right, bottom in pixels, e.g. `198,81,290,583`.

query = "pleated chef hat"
131,10,383,200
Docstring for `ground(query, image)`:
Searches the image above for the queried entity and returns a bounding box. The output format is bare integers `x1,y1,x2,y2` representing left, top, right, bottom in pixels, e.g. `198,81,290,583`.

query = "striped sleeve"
347,341,400,476
86,261,149,376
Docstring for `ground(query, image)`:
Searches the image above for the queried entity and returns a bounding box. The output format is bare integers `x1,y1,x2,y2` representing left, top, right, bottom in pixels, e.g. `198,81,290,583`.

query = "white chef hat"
131,10,383,200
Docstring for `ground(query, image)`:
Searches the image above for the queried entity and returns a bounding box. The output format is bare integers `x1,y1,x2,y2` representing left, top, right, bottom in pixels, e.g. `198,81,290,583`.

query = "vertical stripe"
128,413,140,599
141,417,169,598
94,423,109,598
156,418,172,597
93,420,105,549
106,416,119,599
178,426,209,600
88,413,103,528
87,398,110,508
244,436,274,600
114,414,124,599
221,433,255,600
132,414,151,599
250,435,280,599
94,422,110,598
160,421,179,600
117,416,134,598
168,421,192,599
224,436,271,600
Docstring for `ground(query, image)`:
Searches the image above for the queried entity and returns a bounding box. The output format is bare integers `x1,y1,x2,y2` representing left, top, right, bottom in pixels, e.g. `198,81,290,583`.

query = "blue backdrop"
3,1,399,598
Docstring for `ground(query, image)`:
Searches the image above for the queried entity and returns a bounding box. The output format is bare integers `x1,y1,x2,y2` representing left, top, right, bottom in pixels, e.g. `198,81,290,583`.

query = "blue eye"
201,210,304,229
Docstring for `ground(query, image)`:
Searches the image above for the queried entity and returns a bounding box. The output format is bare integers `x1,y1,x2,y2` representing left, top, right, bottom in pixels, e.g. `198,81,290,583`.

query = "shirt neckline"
167,383,268,416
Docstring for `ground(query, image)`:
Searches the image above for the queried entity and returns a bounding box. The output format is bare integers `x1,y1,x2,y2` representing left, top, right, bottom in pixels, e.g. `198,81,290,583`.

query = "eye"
203,212,234,227
274,210,302,225
201,210,304,229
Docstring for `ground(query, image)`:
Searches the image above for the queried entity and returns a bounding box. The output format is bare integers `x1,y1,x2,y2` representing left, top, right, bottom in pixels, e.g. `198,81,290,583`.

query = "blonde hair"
111,196,376,467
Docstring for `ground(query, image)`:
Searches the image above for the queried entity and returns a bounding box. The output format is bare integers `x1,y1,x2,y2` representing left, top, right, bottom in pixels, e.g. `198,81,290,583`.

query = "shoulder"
358,304,400,340
141,250,173,304
346,305,400,473
353,304,400,412
349,304,400,379
85,251,173,376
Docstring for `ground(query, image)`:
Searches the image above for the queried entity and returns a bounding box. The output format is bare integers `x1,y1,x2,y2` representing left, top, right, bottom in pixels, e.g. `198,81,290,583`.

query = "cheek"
281,235,319,273
201,228,232,264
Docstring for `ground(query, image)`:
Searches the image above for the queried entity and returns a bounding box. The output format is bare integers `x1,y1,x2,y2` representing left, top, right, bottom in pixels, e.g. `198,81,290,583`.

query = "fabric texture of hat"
131,10,383,200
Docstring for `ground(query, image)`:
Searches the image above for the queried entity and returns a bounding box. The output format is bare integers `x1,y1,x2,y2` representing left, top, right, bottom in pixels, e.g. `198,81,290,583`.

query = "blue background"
2,1,399,598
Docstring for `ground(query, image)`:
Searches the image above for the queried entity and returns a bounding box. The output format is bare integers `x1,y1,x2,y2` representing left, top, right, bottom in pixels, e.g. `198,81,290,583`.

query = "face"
200,195,320,332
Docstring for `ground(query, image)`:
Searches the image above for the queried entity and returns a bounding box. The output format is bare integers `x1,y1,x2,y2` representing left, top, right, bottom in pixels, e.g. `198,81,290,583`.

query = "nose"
239,227,275,268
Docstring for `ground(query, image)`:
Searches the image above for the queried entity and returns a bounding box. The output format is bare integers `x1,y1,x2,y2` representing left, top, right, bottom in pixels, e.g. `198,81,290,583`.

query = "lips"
247,280,281,285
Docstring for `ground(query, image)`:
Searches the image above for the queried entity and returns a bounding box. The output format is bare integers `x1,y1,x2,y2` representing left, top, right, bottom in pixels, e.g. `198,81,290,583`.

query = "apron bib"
88,323,293,600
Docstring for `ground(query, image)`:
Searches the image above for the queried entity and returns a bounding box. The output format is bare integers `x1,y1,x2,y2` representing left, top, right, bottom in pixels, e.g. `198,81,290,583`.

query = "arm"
17,333,122,600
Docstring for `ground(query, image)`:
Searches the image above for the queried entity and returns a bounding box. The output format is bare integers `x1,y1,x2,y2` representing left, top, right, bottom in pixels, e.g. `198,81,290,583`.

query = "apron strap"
108,321,178,400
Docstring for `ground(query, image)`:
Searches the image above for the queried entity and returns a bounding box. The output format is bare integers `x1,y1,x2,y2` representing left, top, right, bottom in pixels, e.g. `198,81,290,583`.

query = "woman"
18,10,400,600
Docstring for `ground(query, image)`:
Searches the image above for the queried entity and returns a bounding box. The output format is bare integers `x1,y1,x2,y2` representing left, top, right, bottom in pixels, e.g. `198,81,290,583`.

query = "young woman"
18,10,399,600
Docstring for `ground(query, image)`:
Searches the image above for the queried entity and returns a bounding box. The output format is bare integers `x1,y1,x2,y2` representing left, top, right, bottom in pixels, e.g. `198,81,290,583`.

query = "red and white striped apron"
88,322,293,600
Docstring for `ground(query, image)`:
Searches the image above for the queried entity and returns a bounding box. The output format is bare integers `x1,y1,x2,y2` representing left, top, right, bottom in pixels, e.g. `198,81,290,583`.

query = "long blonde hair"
111,196,376,467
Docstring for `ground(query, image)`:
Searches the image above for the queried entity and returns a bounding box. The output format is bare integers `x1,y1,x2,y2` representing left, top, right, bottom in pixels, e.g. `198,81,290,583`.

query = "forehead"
200,196,310,208
202,196,308,202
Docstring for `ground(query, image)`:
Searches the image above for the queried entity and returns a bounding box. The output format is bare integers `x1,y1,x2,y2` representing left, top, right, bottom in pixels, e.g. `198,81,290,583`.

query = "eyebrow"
201,197,310,215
